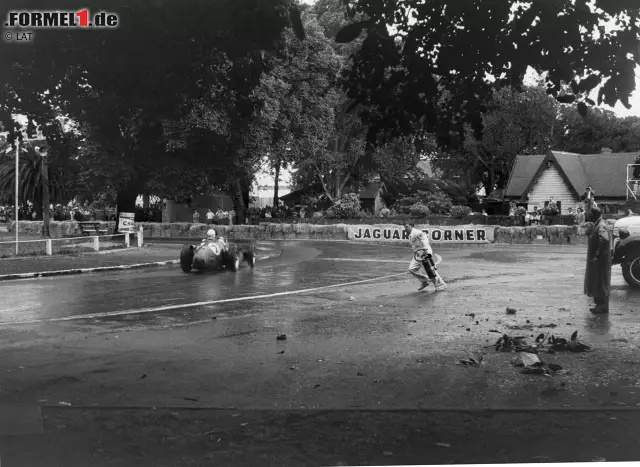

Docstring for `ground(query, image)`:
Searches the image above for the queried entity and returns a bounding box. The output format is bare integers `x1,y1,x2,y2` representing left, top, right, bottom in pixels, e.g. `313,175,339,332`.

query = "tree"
553,106,640,153
0,0,307,222
429,86,558,195
336,0,640,152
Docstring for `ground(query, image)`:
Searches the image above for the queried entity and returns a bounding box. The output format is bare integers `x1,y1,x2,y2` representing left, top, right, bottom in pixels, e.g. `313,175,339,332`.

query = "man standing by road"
404,223,447,292
584,207,611,314
583,186,596,221
206,209,215,225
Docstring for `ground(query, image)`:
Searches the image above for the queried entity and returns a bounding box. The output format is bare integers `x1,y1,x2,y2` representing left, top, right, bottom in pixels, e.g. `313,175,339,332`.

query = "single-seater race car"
180,229,256,273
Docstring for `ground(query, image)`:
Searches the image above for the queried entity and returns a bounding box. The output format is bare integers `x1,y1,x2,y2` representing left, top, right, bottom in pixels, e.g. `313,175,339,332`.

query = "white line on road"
0,272,408,326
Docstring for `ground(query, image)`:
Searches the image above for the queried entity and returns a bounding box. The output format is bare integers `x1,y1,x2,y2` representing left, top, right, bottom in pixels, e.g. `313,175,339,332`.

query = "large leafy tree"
553,106,640,154
431,86,558,195
336,0,640,153
0,0,306,222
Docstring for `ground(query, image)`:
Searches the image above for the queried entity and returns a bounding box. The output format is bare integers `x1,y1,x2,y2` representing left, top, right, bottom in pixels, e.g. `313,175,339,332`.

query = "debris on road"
465,313,476,320
276,334,287,341
58,401,72,406
457,354,483,367
506,307,517,315
520,353,542,367
277,350,284,354
349,296,355,301
436,443,451,448
183,397,199,402
549,331,591,352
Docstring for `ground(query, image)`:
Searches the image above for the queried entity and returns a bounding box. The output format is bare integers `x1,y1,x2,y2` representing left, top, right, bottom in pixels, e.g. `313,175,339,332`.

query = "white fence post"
93,236,99,252
46,239,52,256
137,226,143,247
125,232,130,248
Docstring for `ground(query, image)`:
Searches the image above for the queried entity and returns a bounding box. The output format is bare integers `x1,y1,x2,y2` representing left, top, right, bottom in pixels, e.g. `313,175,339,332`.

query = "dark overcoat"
584,217,611,298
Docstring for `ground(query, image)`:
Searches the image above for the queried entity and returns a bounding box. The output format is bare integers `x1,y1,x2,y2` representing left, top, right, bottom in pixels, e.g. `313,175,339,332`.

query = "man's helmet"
207,229,216,239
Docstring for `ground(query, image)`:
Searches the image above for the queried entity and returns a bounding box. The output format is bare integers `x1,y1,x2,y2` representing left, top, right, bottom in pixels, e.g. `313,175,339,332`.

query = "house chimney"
601,147,612,154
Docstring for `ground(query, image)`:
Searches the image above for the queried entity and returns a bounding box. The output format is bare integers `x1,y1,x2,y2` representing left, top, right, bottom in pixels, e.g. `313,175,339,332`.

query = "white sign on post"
118,212,136,232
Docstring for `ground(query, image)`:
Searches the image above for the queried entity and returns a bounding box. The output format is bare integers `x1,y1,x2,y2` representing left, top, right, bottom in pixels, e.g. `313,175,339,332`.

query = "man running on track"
404,223,447,291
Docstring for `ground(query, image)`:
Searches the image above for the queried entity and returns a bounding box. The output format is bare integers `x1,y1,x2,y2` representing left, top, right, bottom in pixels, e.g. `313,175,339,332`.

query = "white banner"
347,224,495,243
118,212,136,232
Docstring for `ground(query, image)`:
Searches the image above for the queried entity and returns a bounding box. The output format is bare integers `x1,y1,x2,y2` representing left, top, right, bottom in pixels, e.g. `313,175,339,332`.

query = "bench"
78,222,109,237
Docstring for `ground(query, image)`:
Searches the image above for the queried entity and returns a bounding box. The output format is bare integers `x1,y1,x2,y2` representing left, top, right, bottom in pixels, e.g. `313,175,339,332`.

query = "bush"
332,193,361,219
325,207,336,218
380,208,391,218
409,203,431,217
419,190,453,215
450,205,472,218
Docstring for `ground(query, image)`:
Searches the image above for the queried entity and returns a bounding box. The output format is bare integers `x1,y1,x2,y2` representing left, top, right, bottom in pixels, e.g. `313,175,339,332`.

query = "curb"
0,260,180,281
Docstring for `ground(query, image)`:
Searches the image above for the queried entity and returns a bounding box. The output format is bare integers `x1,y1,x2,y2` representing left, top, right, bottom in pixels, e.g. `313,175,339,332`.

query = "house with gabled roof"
504,149,640,214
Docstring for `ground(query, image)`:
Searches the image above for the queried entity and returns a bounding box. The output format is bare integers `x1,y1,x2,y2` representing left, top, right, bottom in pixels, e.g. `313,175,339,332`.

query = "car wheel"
622,252,640,289
244,246,256,268
180,245,194,273
227,245,240,272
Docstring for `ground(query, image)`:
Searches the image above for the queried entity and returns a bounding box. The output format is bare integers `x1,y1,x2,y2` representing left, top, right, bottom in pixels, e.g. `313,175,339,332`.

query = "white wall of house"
527,164,581,214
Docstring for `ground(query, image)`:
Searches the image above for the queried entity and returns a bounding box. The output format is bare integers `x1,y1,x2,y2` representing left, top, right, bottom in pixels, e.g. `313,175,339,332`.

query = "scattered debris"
466,328,471,332
240,422,249,427
404,319,417,323
495,334,539,353
457,354,483,367
537,323,557,329
314,384,321,388
489,329,502,333
465,313,476,320
58,401,72,406
349,296,355,301
520,353,543,367
548,331,591,352
357,372,364,376
140,374,147,379
183,397,199,402
548,363,563,372
211,316,217,320
277,350,284,354
436,443,451,448
383,451,394,457
558,307,570,312
506,307,517,315
276,334,287,341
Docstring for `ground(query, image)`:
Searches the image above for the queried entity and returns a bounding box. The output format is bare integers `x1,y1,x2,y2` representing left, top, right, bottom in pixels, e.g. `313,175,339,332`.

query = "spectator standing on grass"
576,207,585,224
584,207,611,314
206,209,214,225
192,209,200,224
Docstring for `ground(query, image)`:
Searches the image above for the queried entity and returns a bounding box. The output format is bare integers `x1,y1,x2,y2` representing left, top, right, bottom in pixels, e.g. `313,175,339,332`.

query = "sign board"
118,212,136,232
347,224,495,244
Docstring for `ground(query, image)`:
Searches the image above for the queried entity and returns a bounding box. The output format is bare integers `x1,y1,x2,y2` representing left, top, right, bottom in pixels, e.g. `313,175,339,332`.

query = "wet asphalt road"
0,241,636,325
2,241,640,411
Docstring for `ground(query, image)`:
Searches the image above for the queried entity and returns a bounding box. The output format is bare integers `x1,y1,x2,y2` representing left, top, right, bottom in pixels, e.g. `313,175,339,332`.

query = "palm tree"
0,139,69,223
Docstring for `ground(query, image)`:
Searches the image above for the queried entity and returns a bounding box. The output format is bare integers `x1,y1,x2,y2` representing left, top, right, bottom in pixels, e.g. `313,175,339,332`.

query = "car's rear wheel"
244,246,256,268
180,245,194,273
227,245,240,271
622,252,640,289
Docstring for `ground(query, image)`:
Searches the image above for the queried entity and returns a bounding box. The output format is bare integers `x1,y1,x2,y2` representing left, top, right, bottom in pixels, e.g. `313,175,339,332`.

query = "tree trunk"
232,178,246,225
272,159,281,215
41,156,50,237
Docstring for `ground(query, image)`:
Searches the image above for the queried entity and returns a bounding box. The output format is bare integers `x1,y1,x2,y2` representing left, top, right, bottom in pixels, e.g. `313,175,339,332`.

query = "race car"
180,230,256,273
611,215,640,288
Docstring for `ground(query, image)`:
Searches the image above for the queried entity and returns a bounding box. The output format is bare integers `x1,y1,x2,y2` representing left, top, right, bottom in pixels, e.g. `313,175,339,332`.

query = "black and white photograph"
0,0,640,465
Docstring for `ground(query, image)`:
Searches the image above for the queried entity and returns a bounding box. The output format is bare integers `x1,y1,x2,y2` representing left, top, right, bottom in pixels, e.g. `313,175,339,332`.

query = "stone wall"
6,221,605,246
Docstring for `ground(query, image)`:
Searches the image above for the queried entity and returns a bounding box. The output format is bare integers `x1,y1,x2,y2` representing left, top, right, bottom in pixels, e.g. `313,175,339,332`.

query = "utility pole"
39,145,50,237
15,142,19,255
